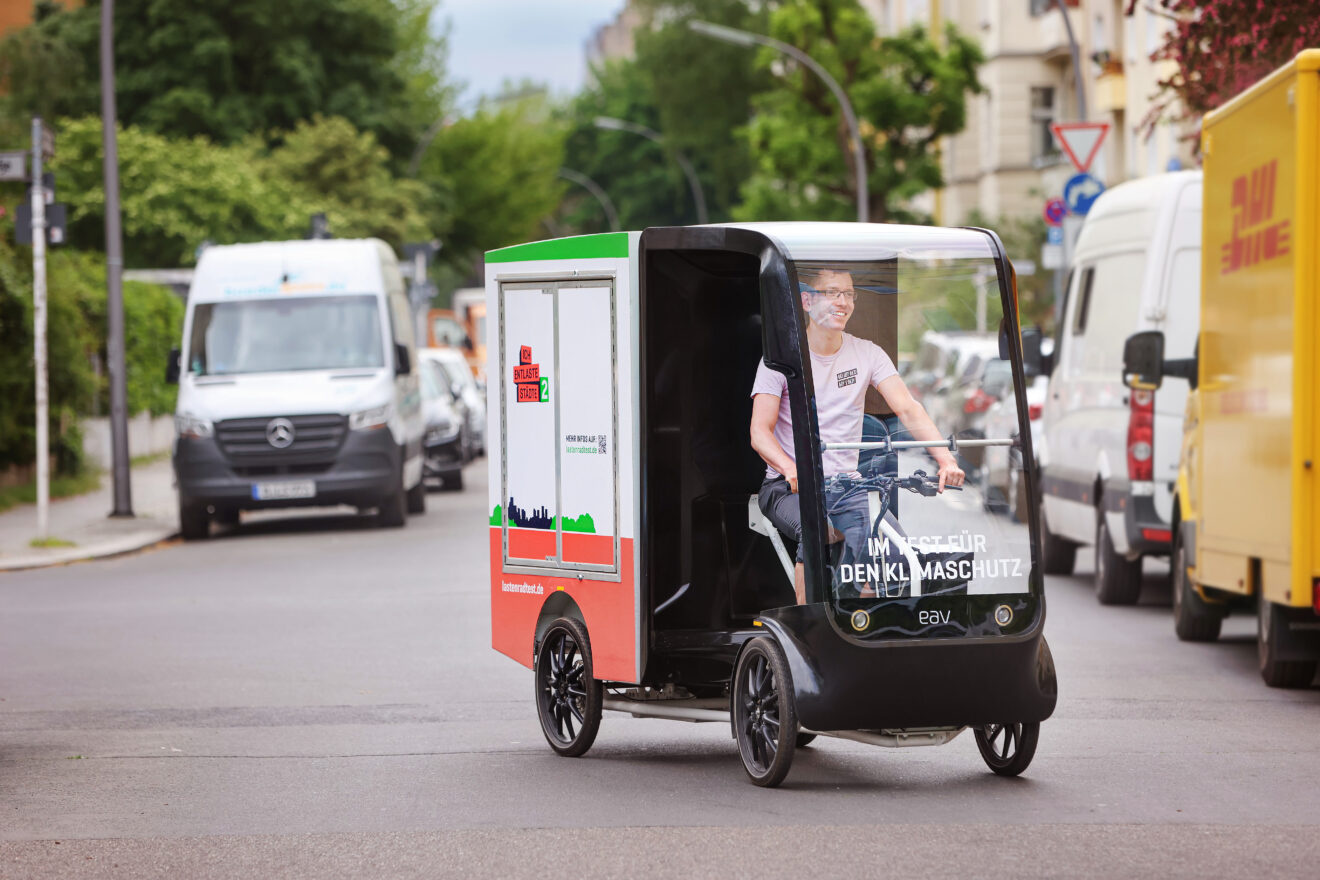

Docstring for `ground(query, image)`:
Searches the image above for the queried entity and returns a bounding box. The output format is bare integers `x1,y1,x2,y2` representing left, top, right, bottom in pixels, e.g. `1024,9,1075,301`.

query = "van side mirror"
1123,331,1165,389
1020,326,1042,378
166,347,181,385
394,343,412,376
462,335,474,353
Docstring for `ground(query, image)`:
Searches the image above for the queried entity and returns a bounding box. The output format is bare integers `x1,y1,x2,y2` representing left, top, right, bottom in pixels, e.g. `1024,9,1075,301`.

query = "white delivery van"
168,239,426,538
1038,171,1201,603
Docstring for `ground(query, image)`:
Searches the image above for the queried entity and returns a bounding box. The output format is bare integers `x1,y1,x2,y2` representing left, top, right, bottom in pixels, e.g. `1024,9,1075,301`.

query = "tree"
50,116,433,266
0,0,454,164
1144,1,1320,134
735,0,983,223
419,96,566,281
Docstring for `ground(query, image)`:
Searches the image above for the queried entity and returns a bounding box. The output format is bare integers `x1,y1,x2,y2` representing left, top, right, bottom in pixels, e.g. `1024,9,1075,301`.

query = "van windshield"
188,295,384,376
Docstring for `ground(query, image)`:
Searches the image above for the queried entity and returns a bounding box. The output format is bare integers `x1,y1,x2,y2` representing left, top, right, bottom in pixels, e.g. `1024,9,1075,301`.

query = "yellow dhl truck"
1124,50,1320,688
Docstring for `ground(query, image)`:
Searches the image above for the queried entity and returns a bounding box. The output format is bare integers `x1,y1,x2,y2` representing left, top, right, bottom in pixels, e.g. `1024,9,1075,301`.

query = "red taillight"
1141,528,1172,543
1028,402,1043,420
964,389,994,414
1128,389,1154,482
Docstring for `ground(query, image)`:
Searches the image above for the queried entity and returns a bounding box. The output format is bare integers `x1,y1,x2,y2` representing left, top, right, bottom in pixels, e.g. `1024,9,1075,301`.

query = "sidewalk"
0,457,179,572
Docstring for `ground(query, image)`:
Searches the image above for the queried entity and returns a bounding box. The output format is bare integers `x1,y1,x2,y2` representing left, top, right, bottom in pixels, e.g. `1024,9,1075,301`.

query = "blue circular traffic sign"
1063,173,1106,216
1043,198,1067,226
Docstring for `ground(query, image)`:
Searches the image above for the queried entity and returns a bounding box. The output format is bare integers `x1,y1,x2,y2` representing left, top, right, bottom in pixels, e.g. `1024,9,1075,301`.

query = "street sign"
1063,172,1106,216
28,172,55,205
1050,121,1110,173
1015,259,1037,276
1041,243,1064,270
1047,225,1064,245
0,151,26,181
1043,197,1067,227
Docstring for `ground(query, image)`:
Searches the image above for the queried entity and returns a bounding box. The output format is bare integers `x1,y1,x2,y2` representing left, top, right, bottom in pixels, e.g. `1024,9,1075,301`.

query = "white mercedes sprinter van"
1038,171,1201,603
168,239,426,538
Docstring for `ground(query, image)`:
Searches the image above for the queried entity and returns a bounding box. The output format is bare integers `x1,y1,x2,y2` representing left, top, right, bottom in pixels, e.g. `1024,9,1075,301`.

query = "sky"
438,0,627,104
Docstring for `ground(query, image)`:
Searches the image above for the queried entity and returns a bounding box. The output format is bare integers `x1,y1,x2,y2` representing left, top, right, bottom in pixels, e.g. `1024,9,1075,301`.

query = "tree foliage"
50,116,432,267
0,0,452,163
1145,0,1320,131
420,96,566,279
559,0,769,233
736,0,982,223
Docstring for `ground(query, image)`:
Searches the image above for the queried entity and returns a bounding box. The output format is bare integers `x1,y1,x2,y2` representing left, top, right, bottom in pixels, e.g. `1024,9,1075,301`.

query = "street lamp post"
688,19,869,223
592,117,708,225
559,168,621,232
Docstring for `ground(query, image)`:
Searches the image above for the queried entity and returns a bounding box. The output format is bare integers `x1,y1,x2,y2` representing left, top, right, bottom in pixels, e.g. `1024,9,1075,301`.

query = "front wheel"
1095,514,1142,605
732,637,797,787
534,617,603,757
179,500,210,541
1172,526,1222,642
974,721,1040,777
1040,503,1076,575
406,478,426,514
1258,592,1317,688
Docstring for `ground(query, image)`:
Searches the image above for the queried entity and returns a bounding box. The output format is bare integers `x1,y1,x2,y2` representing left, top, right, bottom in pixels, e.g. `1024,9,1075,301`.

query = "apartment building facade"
862,0,1195,223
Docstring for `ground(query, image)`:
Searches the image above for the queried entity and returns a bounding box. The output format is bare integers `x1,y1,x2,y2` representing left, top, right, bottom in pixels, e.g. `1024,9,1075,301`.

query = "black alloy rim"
538,630,588,744
980,722,1021,765
739,652,782,773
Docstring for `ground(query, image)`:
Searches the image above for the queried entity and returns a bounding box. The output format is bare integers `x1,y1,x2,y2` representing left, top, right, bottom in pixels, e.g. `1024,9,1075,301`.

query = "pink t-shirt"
751,333,898,478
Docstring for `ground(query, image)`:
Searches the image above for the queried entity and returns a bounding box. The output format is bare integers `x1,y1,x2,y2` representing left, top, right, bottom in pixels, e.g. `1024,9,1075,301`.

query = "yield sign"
1050,122,1110,173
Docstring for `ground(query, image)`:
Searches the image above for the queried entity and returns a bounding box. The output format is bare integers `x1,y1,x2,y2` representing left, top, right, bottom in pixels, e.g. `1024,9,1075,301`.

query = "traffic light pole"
31,117,49,540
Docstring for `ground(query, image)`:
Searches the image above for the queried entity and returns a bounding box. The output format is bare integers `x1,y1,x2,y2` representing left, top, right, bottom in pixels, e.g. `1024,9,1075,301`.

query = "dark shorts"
758,475,873,566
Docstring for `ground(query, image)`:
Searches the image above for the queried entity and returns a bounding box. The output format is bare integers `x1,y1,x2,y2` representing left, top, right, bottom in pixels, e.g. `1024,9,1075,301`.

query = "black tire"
974,721,1040,777
213,507,240,528
406,478,426,514
794,732,817,748
534,617,603,757
979,464,1007,514
376,473,407,528
1095,514,1142,605
442,468,464,492
179,500,210,541
732,637,797,787
1258,592,1317,688
1040,503,1076,575
1172,525,1222,642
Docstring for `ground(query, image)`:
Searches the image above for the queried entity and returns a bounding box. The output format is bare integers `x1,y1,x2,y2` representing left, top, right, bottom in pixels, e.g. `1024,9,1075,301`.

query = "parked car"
981,372,1048,522
1037,170,1202,604
908,331,999,432
945,355,1014,470
419,358,466,491
422,346,486,456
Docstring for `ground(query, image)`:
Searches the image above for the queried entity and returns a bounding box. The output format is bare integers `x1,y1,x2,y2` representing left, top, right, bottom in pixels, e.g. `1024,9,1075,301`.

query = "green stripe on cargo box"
486,233,629,263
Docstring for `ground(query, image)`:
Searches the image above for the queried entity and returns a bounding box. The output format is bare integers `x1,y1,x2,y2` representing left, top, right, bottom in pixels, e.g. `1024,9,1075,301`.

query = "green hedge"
0,240,181,474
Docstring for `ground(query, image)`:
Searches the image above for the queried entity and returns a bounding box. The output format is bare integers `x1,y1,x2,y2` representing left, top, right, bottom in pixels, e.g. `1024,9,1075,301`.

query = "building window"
1031,86,1061,163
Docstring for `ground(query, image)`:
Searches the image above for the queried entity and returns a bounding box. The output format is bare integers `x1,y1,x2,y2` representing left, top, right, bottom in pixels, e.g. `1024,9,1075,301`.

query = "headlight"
175,414,213,439
426,421,459,445
349,404,392,431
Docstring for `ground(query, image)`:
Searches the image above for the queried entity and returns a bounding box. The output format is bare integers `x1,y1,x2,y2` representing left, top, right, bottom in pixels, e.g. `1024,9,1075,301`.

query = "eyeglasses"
808,288,857,303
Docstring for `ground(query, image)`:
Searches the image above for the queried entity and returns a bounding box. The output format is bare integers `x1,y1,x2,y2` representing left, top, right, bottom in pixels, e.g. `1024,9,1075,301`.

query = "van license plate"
252,480,316,501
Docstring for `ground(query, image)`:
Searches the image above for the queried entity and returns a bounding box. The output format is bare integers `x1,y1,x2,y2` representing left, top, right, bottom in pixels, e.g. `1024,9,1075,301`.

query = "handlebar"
827,468,962,497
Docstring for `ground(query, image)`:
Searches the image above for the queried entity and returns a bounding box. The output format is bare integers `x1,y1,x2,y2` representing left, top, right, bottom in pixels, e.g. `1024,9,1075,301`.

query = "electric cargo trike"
485,223,1057,787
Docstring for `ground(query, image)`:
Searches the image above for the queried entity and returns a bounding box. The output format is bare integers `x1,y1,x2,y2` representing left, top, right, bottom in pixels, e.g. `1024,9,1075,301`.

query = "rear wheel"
1258,592,1317,688
1172,526,1222,642
179,501,210,541
442,468,464,492
732,637,797,787
1095,514,1142,605
376,469,407,528
974,721,1040,777
406,478,426,514
534,617,603,757
794,732,817,748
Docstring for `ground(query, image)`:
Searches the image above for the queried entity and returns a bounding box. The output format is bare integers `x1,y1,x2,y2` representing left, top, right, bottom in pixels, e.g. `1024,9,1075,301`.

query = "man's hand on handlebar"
935,455,965,494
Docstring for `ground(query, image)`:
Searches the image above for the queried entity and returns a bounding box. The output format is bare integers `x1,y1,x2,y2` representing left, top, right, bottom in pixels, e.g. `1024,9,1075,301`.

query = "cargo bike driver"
486,222,1057,788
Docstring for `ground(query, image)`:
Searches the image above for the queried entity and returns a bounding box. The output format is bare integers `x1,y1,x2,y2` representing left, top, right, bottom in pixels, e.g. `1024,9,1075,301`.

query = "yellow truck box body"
1197,50,1320,609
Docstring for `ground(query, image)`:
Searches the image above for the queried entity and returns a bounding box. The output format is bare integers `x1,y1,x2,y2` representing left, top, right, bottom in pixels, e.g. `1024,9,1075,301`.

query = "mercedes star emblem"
266,418,296,449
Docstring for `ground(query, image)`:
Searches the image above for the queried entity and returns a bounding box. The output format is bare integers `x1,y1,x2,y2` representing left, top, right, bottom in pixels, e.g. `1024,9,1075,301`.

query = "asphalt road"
2,461,1318,878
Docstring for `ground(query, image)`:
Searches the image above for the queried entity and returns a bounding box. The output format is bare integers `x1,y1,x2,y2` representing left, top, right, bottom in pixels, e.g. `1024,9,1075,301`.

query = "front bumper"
174,427,400,510
423,430,464,477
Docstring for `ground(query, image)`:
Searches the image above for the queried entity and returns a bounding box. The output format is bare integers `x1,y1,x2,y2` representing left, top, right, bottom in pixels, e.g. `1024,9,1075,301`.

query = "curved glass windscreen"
791,248,1035,640
188,294,384,376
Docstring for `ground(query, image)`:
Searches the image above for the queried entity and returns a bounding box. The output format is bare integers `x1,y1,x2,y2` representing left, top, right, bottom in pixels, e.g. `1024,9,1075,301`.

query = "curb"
0,527,180,573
